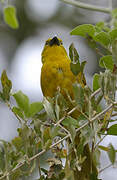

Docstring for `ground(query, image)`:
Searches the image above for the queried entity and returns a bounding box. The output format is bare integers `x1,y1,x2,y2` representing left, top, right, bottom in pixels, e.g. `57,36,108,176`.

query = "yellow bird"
41,36,97,180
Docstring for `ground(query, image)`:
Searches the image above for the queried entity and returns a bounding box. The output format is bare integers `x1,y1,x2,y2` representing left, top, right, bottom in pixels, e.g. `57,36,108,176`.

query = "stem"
61,0,111,14
94,135,106,150
99,161,117,173
91,88,101,98
55,106,78,126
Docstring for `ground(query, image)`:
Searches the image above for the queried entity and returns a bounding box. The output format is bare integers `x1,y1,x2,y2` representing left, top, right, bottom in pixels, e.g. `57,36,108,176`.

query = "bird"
40,36,97,180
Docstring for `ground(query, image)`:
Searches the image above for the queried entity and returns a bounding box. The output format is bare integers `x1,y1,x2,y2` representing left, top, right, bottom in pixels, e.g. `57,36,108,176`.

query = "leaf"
98,145,109,151
62,116,79,128
69,43,79,63
13,91,30,117
107,143,116,164
43,127,51,145
12,107,24,120
80,61,87,73
70,62,81,76
99,55,114,71
94,32,110,47
68,125,76,142
109,29,117,41
51,126,60,138
93,73,100,91
1,70,12,101
3,5,19,29
96,22,105,30
12,136,23,151
43,97,55,120
28,102,43,117
70,24,95,37
72,83,84,109
107,124,117,135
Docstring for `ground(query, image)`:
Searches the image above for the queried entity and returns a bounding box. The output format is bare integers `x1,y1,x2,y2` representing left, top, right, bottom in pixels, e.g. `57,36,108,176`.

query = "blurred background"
0,0,117,179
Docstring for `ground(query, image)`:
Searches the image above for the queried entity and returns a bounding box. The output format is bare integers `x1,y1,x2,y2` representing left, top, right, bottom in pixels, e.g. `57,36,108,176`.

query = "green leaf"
80,61,87,73
12,136,23,151
93,73,100,91
96,22,105,30
1,70,12,101
43,97,55,120
68,125,76,142
13,91,30,117
43,127,51,144
3,5,19,29
70,62,81,76
69,43,79,63
98,145,109,151
107,143,116,164
99,55,114,71
109,29,117,41
94,32,110,47
107,124,117,135
51,126,60,138
70,24,95,37
62,116,79,128
28,102,43,117
12,107,24,120
72,83,84,109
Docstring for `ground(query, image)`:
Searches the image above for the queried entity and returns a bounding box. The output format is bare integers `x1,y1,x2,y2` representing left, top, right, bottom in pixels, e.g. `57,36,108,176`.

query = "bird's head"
41,36,68,64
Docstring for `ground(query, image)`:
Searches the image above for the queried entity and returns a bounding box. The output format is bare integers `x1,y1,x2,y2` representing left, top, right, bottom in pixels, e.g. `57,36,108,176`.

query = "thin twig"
55,106,78,126
99,161,117,173
58,124,70,135
94,135,106,150
112,112,117,117
91,88,101,98
61,0,111,14
0,103,114,179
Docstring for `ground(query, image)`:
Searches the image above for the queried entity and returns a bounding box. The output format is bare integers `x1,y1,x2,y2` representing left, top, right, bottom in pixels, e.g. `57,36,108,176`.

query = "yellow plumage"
41,37,85,99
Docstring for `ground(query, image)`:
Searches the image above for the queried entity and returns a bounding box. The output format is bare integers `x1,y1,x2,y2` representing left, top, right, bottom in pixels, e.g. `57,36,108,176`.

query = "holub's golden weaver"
41,37,97,180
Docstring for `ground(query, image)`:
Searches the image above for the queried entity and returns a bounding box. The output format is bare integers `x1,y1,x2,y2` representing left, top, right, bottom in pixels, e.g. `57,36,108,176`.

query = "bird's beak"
49,36,60,46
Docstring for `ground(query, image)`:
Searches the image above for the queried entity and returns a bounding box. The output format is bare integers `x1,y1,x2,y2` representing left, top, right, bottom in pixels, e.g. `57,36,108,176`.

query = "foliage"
0,1,117,180
0,0,19,29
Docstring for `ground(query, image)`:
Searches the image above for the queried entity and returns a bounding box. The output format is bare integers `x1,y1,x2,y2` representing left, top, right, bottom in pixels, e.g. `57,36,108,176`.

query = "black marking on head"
49,36,60,46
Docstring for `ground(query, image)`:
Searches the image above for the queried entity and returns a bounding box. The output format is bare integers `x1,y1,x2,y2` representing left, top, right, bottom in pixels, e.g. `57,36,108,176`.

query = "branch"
99,161,117,173
91,88,101,98
55,106,78,126
0,103,114,179
61,0,111,14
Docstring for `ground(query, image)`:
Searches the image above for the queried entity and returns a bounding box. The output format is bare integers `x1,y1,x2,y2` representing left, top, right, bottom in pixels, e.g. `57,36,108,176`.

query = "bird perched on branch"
41,36,97,180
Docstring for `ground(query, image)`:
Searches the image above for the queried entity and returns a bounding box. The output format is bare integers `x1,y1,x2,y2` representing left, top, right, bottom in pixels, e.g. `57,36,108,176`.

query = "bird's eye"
45,41,49,45
60,41,63,45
